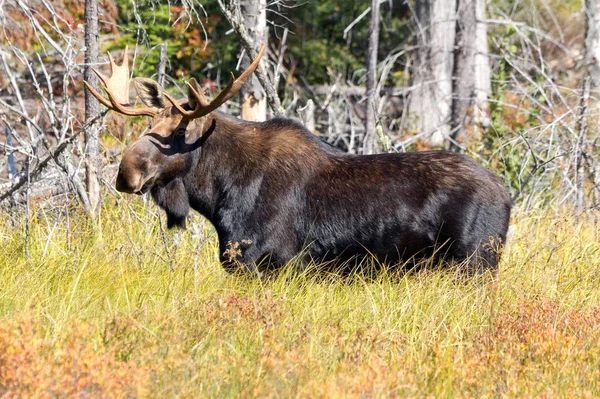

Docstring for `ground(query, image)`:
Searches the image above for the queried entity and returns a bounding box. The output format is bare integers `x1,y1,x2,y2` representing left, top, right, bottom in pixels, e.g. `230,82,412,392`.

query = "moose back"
85,46,512,275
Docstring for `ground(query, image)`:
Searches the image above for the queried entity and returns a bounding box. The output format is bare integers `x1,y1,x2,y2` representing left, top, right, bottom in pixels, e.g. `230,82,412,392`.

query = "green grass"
0,199,599,397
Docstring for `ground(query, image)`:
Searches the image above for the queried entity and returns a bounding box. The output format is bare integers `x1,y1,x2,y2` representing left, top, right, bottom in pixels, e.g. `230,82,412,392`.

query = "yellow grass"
0,199,599,397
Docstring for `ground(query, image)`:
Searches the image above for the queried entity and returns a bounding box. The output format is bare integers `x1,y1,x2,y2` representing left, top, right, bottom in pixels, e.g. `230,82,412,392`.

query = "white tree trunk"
577,0,600,210
450,0,490,147
586,0,600,84
365,0,381,154
240,0,267,121
474,0,491,113
408,0,457,147
84,0,101,215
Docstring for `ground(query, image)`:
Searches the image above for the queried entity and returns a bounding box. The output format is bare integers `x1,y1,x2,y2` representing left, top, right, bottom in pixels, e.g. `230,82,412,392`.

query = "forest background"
0,0,597,210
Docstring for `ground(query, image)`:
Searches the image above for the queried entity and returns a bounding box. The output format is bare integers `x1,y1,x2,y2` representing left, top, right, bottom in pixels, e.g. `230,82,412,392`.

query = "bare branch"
217,0,285,117
0,113,106,204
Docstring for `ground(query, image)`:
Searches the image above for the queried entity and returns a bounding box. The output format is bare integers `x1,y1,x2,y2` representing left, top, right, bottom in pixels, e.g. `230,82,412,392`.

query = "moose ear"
187,78,204,109
133,77,166,109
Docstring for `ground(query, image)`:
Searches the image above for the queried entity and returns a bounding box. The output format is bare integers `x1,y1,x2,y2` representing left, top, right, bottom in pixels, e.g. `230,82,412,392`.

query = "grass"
0,198,599,397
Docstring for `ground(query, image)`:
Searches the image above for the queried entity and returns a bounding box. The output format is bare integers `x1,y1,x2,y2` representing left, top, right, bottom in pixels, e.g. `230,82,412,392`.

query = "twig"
575,76,591,212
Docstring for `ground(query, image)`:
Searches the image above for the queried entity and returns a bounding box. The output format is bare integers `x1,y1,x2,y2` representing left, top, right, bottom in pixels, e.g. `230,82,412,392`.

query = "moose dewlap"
85,45,512,275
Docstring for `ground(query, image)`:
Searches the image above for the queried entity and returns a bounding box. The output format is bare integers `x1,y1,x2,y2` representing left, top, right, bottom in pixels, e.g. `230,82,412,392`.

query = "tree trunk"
450,0,490,148
585,0,600,84
576,0,600,211
5,127,16,180
409,0,457,147
587,0,600,208
157,43,168,87
84,0,101,215
240,0,267,121
473,0,491,117
364,0,381,154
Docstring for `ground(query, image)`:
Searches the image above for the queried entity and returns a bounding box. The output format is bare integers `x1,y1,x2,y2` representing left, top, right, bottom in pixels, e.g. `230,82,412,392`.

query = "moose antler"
164,44,266,119
84,46,158,117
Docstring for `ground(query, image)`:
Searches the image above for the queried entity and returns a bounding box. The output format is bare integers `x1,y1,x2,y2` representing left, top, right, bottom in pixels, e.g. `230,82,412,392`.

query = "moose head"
84,45,265,197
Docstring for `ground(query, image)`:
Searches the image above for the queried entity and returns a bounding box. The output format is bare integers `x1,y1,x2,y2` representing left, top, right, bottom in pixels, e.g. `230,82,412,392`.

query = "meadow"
0,199,599,397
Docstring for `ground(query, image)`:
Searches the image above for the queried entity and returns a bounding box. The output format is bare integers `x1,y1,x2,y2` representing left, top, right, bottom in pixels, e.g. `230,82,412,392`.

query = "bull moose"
85,45,512,275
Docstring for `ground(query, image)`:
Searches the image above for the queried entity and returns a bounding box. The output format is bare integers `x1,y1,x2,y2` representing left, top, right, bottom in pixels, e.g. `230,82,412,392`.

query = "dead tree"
240,0,268,121
585,0,600,84
408,0,457,147
217,0,285,117
576,0,600,210
409,0,490,149
0,0,95,211
84,0,101,215
450,0,490,149
364,0,381,154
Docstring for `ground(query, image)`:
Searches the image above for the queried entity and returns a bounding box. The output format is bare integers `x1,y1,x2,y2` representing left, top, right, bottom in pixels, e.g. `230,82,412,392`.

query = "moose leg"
218,234,299,277
452,238,500,279
219,237,264,275
475,236,503,275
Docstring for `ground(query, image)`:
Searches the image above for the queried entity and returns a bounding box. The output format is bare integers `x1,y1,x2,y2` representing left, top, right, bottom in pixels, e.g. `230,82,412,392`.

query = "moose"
85,45,512,275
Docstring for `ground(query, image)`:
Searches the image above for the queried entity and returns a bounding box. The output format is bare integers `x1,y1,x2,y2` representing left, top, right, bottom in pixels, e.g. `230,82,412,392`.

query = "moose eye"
175,128,186,137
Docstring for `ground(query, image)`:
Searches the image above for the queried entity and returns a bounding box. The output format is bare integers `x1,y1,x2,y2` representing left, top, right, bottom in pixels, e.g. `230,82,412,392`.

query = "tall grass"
0,200,599,397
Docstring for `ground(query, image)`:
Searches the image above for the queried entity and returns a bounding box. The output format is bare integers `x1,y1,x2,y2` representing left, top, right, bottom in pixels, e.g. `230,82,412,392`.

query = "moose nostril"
115,170,132,193
139,182,151,194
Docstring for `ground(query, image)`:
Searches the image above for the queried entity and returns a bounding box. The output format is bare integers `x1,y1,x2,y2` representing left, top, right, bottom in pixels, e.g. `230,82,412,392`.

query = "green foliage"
110,0,235,86
280,0,410,84
106,0,410,87
491,0,582,17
